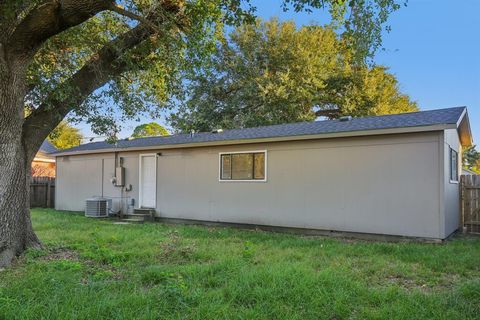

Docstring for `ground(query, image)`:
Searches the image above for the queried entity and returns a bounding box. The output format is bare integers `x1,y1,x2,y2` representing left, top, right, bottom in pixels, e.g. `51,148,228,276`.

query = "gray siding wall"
441,129,461,238
56,153,139,212
56,131,446,238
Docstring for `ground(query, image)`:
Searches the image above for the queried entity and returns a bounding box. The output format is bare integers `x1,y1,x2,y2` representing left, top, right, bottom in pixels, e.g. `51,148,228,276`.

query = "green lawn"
0,209,479,319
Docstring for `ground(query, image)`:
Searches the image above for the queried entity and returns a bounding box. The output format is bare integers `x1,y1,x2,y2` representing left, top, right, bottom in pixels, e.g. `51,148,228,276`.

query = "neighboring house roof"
34,140,57,162
39,140,57,154
54,106,472,156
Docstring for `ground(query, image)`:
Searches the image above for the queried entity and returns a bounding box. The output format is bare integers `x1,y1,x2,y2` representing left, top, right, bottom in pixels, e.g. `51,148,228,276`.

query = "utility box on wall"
115,167,125,187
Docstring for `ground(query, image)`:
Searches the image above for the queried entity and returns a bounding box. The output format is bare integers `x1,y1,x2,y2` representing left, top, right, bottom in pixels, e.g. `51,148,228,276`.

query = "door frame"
138,153,157,208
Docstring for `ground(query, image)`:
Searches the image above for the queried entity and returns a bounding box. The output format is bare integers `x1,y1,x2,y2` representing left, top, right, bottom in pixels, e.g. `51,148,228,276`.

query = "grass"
0,209,479,319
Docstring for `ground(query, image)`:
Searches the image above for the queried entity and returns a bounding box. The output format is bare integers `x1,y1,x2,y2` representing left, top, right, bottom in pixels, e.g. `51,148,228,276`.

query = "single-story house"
54,107,472,240
32,140,57,177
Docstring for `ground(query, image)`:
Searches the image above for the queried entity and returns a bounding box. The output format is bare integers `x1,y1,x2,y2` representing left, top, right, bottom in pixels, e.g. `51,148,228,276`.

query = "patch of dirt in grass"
385,275,430,291
384,274,463,292
35,247,123,283
77,257,124,284
41,248,79,261
158,231,198,264
81,264,123,284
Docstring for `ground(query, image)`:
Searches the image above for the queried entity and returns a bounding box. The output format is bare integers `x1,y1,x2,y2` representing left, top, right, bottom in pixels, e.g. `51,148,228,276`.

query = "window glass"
231,153,253,180
254,153,265,179
220,152,266,181
221,154,231,180
450,148,458,181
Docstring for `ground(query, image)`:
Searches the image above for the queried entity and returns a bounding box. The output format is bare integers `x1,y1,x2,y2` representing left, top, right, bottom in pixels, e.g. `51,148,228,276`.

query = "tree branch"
7,0,114,58
109,3,160,33
22,22,154,160
20,0,185,158
0,0,35,37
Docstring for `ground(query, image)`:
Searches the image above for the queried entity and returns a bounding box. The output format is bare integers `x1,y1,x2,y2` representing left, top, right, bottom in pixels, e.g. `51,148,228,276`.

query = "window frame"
218,150,267,182
449,147,459,183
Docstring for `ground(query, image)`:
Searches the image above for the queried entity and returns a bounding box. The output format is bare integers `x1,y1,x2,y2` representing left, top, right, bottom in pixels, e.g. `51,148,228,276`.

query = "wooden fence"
461,175,480,234
30,176,55,208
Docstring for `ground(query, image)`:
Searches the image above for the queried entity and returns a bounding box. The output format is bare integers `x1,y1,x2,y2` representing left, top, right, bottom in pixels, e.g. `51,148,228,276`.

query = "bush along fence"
461,174,480,234
30,176,55,208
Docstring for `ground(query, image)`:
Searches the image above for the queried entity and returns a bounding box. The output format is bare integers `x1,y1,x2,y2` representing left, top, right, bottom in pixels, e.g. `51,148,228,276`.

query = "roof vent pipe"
339,116,353,122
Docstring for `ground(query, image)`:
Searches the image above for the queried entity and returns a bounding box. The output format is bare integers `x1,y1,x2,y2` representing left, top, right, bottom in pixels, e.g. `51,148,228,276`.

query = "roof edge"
54,123,455,157
456,107,473,146
33,156,56,163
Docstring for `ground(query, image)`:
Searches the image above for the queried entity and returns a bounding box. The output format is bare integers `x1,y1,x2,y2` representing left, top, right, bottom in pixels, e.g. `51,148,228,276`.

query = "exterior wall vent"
339,116,353,122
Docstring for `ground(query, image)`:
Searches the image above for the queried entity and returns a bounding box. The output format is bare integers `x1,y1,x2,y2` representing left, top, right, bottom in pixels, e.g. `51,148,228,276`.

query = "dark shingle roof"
56,107,466,154
39,140,57,154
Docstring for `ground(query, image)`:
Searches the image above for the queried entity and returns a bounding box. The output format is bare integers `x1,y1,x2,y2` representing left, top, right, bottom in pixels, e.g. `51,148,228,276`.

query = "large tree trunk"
0,58,41,268
0,0,168,268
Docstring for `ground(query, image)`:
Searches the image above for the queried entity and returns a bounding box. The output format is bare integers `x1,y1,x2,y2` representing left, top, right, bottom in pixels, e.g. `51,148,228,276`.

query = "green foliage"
458,279,480,301
282,0,403,62
463,145,480,172
16,0,403,139
132,122,169,138
47,121,83,150
23,1,258,140
242,240,256,260
318,65,418,118
141,268,188,294
168,18,417,132
0,208,478,319
50,260,83,271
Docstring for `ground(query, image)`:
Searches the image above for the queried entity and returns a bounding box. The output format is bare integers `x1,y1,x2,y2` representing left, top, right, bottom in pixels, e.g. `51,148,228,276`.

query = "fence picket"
461,175,480,234
30,176,55,208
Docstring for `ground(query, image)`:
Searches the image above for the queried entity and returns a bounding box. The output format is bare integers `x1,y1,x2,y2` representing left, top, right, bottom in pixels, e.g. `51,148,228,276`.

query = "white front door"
139,154,157,208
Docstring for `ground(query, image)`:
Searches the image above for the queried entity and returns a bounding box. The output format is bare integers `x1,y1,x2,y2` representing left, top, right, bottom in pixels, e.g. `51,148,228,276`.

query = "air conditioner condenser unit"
85,198,113,217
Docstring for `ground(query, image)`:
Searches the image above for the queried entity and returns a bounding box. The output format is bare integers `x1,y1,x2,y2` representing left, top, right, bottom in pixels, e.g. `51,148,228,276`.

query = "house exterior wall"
56,154,99,211
55,153,140,212
56,131,448,239
441,129,462,238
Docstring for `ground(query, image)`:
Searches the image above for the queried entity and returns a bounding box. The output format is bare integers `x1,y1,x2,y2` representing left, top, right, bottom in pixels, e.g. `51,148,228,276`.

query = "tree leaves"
463,145,480,172
47,121,83,150
17,0,402,139
168,18,417,132
282,0,404,63
132,122,169,138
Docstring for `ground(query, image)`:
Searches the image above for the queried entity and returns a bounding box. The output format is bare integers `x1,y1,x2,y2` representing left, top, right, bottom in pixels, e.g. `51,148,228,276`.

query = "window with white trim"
450,147,458,182
220,151,266,181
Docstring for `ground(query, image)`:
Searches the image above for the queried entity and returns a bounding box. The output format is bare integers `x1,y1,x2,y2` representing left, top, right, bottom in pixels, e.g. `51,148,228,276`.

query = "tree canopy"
132,122,169,138
14,0,404,142
168,18,417,132
463,145,480,173
47,121,84,150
